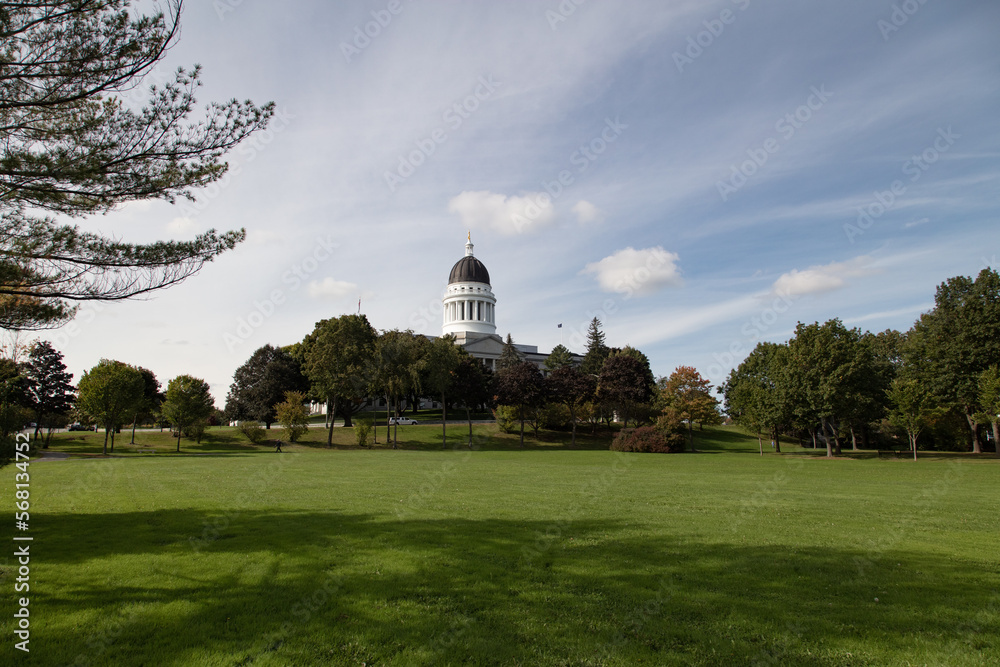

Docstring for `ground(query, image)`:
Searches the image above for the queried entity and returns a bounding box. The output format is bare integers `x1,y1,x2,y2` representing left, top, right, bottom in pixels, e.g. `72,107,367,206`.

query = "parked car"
388,417,418,425
68,423,95,431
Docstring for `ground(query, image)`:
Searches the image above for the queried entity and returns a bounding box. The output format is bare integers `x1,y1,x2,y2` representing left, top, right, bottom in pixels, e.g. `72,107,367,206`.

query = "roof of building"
448,255,490,285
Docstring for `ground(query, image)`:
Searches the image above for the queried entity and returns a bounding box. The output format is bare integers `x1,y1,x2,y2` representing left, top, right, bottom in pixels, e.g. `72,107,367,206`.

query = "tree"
580,317,610,376
784,320,869,457
372,330,424,446
722,343,791,455
658,366,720,452
886,377,946,460
21,341,75,446
597,348,654,428
451,356,492,447
422,335,462,447
976,366,1000,456
161,374,215,451
545,366,596,447
497,333,523,371
904,269,1000,453
225,345,307,429
275,391,309,443
77,359,144,454
302,314,377,446
0,357,30,439
129,367,162,445
545,344,575,371
0,0,274,330
495,361,545,447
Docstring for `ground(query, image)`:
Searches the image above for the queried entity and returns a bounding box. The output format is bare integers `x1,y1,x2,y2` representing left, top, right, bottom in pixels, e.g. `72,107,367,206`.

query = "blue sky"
38,0,1000,402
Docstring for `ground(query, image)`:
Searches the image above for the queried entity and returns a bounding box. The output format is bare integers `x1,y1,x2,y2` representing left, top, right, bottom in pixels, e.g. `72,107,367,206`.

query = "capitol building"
438,235,578,371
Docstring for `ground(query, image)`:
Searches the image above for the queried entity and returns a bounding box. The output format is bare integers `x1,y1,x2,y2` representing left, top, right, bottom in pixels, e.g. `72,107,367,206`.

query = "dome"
448,255,490,285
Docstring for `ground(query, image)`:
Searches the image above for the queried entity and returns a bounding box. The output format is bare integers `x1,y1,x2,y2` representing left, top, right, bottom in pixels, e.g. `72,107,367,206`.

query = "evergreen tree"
0,1,274,330
545,344,575,371
497,333,523,371
22,341,75,446
580,317,610,376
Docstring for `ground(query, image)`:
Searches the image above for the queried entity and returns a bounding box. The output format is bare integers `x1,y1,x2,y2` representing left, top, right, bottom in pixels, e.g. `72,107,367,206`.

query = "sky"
28,0,1000,404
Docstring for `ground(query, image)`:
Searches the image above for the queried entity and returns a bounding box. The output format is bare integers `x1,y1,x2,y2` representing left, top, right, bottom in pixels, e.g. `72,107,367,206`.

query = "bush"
537,403,572,431
183,418,209,443
237,421,267,444
275,391,310,442
355,419,373,447
493,405,518,434
610,426,684,453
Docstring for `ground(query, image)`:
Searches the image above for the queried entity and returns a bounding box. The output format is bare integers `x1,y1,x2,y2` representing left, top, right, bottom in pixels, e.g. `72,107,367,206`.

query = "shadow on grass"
23,509,1000,666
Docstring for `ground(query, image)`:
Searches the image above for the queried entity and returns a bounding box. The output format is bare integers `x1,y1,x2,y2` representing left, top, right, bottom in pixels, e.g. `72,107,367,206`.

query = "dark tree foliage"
0,357,30,442
597,349,654,427
545,365,595,447
0,1,274,330
76,358,143,454
545,344,575,371
21,340,74,445
451,356,492,446
302,314,377,445
495,361,545,447
903,269,1000,453
580,317,610,376
497,333,523,371
225,345,307,429
722,342,791,454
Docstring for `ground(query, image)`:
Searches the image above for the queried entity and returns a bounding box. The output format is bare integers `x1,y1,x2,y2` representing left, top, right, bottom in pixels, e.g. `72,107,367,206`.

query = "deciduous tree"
225,345,307,429
77,359,143,454
658,366,720,452
161,374,215,451
495,361,545,447
545,366,596,447
302,314,377,445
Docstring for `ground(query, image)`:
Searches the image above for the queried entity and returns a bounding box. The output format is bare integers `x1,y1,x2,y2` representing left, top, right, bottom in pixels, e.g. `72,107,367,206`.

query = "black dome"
449,256,490,285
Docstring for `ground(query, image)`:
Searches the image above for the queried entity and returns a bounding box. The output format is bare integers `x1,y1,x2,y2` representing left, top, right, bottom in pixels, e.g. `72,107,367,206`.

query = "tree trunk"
131,414,138,445
821,419,833,458
811,428,818,449
773,428,781,454
103,427,109,456
110,426,115,453
992,420,1000,457
327,396,337,447
570,406,577,448
757,433,763,456
519,404,525,447
466,406,473,447
441,391,447,449
965,410,981,453
176,430,181,452
850,427,857,451
687,420,696,452
392,397,398,446
911,431,918,461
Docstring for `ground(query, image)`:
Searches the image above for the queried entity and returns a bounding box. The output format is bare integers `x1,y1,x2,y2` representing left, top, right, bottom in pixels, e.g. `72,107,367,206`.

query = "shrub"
610,426,684,453
275,391,310,442
237,420,267,444
355,419,373,447
493,405,518,434
537,403,572,431
183,418,209,443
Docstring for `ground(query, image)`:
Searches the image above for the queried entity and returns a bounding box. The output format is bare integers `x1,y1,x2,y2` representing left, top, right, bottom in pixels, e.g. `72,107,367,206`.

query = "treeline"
222,315,722,451
722,269,1000,457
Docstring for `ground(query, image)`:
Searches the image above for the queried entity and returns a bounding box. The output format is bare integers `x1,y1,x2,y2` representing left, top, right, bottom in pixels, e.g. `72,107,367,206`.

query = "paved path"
36,450,70,461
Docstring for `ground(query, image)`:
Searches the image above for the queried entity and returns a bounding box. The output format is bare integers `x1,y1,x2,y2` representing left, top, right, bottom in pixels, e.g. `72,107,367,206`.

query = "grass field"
2,425,998,665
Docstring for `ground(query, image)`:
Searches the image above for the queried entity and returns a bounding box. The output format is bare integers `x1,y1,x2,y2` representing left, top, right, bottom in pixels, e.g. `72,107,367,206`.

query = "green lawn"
2,426,998,665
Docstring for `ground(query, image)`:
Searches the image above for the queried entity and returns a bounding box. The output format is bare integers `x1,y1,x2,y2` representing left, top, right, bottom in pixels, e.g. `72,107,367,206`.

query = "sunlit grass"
2,426,997,665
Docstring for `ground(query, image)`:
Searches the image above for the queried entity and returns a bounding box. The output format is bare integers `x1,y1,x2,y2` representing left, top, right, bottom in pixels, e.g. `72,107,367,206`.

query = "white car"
388,417,418,425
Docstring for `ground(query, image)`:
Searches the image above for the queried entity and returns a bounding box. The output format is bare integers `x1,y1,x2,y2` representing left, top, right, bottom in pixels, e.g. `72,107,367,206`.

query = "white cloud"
572,200,604,224
447,190,556,235
307,278,358,300
771,256,877,297
167,217,197,234
583,246,683,296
